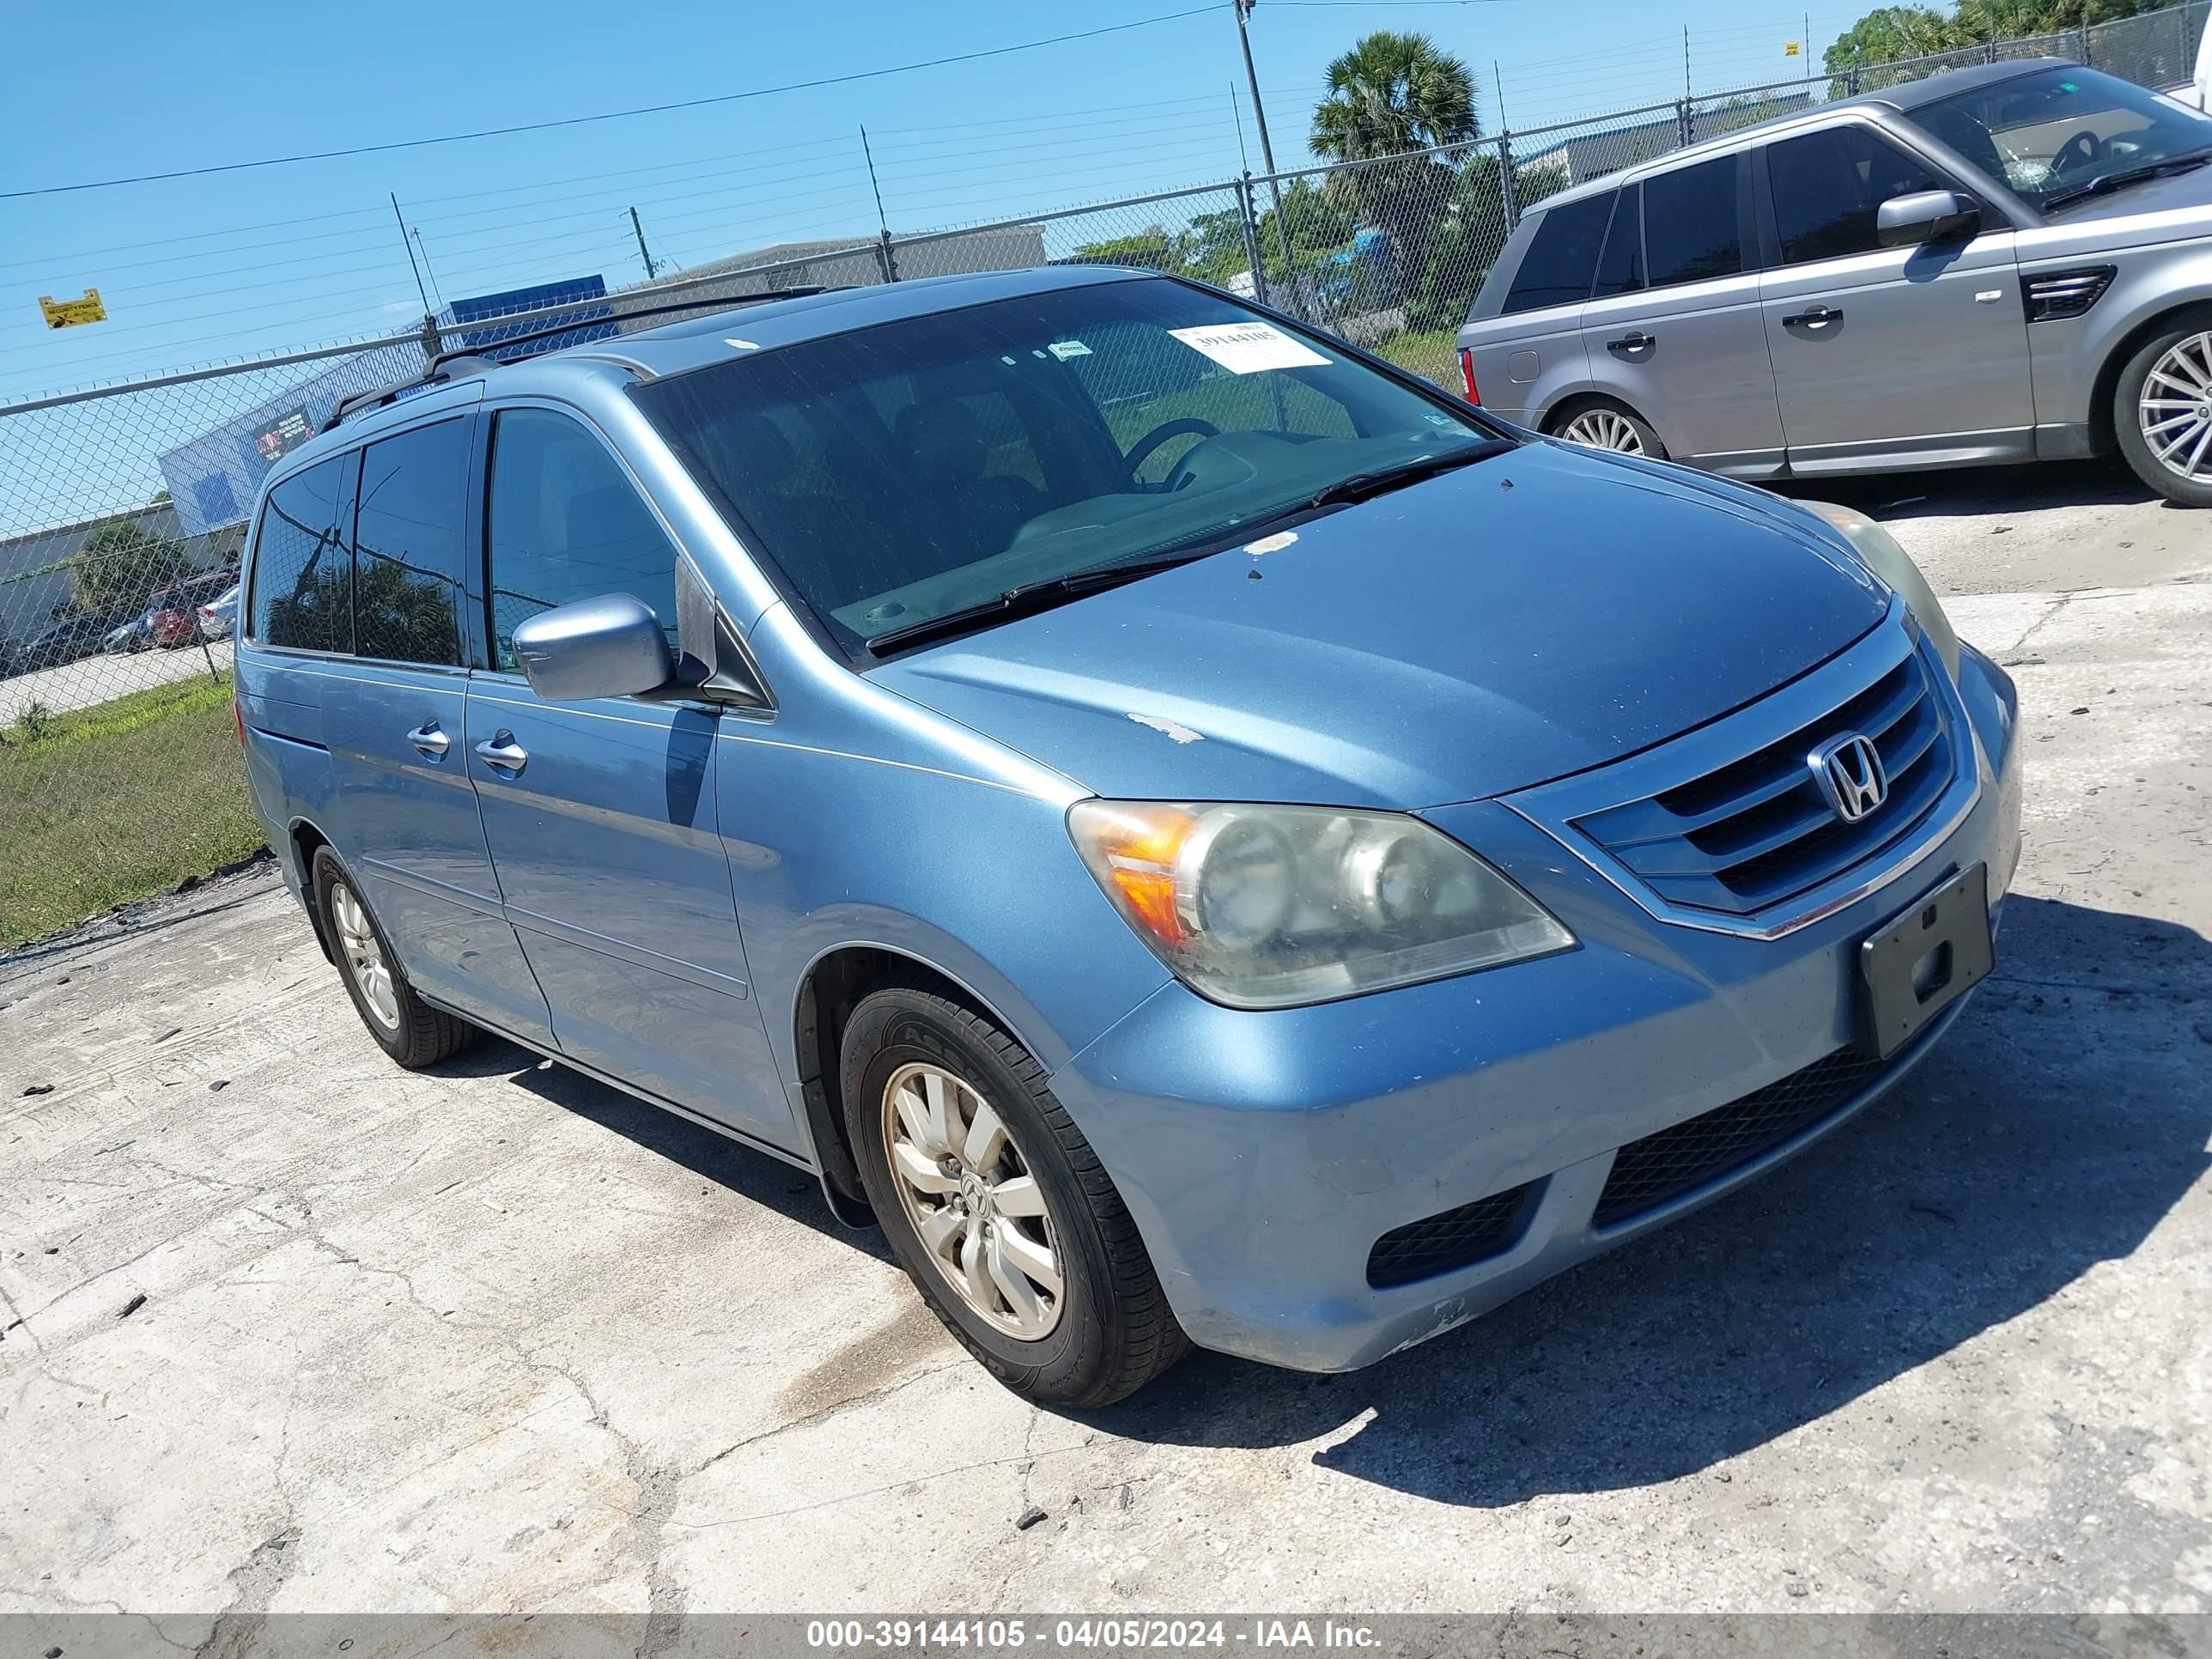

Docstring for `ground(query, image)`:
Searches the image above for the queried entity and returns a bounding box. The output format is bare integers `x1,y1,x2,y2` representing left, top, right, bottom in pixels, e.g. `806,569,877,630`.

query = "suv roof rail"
319,287,842,434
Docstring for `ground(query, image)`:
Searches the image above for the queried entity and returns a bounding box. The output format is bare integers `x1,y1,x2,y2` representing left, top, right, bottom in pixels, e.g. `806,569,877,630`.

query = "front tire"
2113,313,2212,507
311,847,477,1069
841,978,1187,1407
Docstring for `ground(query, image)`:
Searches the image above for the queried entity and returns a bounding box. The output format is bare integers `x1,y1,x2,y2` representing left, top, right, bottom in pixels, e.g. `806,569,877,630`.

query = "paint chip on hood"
1127,712,1203,744
1244,531,1298,556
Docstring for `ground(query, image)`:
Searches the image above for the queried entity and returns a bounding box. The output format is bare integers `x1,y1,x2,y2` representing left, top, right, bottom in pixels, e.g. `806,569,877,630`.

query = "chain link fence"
4,0,2206,734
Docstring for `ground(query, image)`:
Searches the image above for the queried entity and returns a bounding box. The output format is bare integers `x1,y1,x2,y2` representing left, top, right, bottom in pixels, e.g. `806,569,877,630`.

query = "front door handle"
408,721,450,758
1783,304,1844,329
1607,331,1656,354
474,732,528,775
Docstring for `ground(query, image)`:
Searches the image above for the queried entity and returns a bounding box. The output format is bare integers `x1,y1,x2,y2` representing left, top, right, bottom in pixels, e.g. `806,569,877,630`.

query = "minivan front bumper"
1049,637,2021,1372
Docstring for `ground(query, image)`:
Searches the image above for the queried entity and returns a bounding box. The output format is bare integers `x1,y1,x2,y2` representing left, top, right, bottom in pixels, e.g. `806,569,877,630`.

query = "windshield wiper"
2042,146,2212,210
1302,439,1510,511
866,548,1216,653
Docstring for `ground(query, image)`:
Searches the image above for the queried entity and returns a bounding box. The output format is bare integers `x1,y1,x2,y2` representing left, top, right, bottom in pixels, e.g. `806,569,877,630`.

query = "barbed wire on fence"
3,0,2205,728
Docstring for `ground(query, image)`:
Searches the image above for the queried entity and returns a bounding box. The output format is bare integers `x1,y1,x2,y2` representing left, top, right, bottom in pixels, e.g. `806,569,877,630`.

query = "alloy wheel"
1559,407,1646,453
330,880,400,1030
2139,331,2212,483
881,1061,1063,1340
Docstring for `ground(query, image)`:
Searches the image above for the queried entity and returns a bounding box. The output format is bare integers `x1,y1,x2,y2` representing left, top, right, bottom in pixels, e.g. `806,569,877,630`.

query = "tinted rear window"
1644,156,1744,287
250,453,356,653
1501,192,1615,315
352,418,470,667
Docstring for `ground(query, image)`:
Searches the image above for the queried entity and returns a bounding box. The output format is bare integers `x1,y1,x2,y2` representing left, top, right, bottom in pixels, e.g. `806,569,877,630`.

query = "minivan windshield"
631,277,1503,655
1903,65,2212,210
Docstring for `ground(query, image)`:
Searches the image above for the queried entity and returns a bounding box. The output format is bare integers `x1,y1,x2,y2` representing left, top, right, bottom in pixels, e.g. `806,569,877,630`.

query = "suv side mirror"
1876,189,1980,247
509,592,674,702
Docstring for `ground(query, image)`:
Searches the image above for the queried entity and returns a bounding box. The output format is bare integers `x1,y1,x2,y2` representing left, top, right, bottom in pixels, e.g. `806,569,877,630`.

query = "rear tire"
841,976,1188,1407
2112,312,2212,507
311,848,477,1069
1550,397,1667,459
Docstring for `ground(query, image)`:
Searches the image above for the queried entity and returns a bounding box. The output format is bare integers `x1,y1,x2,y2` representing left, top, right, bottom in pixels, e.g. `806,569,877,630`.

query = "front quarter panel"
720,602,1175,1108
2015,217,2212,448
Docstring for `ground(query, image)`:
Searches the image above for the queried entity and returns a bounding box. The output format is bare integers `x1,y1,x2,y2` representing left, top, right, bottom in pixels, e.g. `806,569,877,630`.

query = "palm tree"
1308,33,1479,313
1310,31,1479,163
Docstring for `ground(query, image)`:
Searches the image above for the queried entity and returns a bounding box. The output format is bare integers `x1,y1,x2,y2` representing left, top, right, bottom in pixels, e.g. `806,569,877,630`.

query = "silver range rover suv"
1456,59,2212,506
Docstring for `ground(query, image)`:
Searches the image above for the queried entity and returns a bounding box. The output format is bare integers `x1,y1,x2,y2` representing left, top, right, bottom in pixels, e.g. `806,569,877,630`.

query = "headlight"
1067,800,1575,1010
1802,501,1960,681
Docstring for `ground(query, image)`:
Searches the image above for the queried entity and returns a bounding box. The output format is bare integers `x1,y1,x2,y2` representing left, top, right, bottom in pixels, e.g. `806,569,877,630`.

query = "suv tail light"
2023,265,2115,323
1459,347,1481,404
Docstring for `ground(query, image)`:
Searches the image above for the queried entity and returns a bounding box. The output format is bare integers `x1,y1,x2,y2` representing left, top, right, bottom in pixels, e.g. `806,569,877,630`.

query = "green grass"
0,677,266,948
1370,328,1462,392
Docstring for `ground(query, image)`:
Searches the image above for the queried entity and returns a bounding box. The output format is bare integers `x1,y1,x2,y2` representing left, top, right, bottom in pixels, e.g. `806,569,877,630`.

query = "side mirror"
1876,189,1980,248
509,592,674,702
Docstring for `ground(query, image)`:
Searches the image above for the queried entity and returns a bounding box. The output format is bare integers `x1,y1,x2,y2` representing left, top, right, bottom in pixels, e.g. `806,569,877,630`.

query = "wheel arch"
2087,296,2212,458
287,817,338,965
1540,389,1657,437
791,942,1053,1227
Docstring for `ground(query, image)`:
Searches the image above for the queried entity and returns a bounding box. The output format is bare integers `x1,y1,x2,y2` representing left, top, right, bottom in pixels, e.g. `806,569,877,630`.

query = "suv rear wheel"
1551,398,1667,459
2113,313,2212,507
840,977,1188,1407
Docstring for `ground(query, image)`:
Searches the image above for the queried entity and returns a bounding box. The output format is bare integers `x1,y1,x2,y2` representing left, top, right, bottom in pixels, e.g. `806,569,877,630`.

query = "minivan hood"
871,442,1886,809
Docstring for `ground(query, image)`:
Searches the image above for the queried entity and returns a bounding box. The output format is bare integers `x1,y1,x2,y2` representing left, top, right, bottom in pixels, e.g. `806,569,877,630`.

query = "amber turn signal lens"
1068,802,1197,947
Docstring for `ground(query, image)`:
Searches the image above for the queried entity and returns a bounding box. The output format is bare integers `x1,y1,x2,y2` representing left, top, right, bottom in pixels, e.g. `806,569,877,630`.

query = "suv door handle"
408,721,450,758
474,732,528,775
1607,331,1656,354
1783,304,1843,329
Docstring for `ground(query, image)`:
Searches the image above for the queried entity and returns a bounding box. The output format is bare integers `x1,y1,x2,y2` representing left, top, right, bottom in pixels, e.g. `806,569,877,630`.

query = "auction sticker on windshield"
1169,321,1331,374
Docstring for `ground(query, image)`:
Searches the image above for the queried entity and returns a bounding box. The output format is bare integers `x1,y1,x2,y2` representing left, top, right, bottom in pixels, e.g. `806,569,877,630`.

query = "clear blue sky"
0,0,1859,403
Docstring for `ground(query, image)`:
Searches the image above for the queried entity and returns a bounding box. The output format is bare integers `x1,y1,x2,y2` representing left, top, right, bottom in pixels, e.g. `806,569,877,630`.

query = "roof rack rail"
320,287,839,434
424,286,836,376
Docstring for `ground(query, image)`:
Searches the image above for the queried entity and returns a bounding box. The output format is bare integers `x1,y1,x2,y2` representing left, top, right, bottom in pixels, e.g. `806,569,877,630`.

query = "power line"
0,5,1224,201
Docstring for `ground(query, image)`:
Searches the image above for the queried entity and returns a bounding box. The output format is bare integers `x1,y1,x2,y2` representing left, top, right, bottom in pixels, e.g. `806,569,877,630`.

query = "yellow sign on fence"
1785,40,1802,54
39,289,106,329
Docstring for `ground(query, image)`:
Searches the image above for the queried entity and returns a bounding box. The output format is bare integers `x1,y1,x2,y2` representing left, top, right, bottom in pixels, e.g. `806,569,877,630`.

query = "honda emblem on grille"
1808,732,1888,823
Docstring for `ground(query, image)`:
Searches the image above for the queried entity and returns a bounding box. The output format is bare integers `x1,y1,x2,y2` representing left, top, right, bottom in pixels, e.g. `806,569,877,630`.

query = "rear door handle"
408,721,450,758
1607,331,1656,354
1783,304,1843,329
474,732,528,775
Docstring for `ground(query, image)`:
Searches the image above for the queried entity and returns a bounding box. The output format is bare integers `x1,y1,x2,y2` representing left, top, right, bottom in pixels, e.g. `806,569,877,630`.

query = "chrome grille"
1570,638,1953,917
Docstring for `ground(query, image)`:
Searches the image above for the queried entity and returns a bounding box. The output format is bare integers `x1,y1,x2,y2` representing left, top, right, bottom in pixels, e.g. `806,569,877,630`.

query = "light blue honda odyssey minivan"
234,266,2021,1405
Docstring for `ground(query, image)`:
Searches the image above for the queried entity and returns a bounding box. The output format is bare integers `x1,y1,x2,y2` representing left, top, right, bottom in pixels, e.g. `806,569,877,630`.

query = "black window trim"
477,393,774,717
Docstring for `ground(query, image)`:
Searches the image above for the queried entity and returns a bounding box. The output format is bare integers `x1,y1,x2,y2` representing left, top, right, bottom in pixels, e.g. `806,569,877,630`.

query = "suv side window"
1644,155,1744,287
1502,191,1616,315
485,408,680,672
352,418,471,668
250,453,356,654
1766,125,1946,264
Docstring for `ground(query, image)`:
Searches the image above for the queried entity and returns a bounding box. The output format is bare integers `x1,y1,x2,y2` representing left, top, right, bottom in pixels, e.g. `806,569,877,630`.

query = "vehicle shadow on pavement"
1773,456,2158,520
1091,893,2210,1506
432,1038,891,1260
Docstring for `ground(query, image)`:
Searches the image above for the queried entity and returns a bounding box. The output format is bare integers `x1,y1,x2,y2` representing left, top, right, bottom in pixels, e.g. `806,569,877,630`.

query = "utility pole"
1232,0,1297,311
391,193,432,317
629,206,659,281
1683,26,1693,98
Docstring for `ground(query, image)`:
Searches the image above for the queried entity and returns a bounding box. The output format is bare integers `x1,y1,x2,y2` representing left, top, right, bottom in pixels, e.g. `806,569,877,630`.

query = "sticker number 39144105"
1168,322,1332,375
